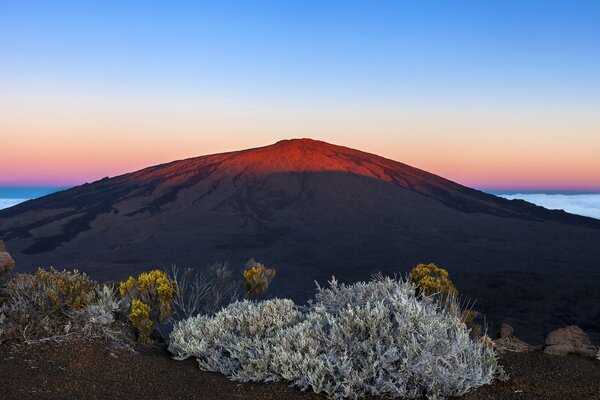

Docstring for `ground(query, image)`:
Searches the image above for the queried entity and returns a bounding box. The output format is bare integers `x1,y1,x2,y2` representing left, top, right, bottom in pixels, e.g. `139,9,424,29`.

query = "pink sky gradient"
1,131,598,191
1,87,599,190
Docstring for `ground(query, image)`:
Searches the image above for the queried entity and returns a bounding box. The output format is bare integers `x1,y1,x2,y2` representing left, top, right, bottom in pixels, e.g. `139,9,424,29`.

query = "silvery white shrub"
169,298,301,379
85,284,122,325
52,283,124,343
169,276,505,399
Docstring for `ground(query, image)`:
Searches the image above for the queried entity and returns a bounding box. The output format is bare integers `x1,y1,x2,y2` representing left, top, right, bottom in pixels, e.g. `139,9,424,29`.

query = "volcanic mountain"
1,139,599,342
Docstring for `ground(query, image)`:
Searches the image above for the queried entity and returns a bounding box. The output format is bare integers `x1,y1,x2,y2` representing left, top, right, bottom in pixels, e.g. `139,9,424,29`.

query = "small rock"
498,323,514,339
544,325,597,357
493,325,537,353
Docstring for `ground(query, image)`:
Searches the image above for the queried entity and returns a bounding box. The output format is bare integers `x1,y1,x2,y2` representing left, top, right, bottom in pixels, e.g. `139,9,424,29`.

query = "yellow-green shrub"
129,299,153,344
119,269,176,343
409,263,482,336
8,267,96,313
243,259,276,296
408,263,458,298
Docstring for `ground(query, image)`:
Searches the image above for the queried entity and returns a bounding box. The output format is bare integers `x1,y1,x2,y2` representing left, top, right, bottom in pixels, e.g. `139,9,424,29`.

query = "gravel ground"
1,340,599,400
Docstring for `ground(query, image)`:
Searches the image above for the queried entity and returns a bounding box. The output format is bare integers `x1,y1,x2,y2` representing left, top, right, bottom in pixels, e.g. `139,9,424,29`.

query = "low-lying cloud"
500,193,600,220
0,199,27,210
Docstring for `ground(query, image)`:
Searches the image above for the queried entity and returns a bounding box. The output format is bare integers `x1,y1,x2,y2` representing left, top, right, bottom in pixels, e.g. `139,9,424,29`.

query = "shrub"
0,269,123,343
169,298,301,374
409,263,458,298
409,264,484,337
243,259,276,296
167,263,241,320
65,283,125,342
119,269,176,343
84,284,121,326
7,268,96,314
169,276,505,399
129,299,153,344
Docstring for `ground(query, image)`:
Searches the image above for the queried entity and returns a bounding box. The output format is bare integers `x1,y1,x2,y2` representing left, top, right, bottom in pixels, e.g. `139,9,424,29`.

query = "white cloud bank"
500,194,600,220
0,199,27,210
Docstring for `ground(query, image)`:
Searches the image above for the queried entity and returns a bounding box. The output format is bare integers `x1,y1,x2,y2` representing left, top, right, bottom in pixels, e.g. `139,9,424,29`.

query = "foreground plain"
1,340,599,400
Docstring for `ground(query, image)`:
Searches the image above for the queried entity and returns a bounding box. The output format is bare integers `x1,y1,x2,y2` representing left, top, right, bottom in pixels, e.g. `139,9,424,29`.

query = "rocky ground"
1,339,599,400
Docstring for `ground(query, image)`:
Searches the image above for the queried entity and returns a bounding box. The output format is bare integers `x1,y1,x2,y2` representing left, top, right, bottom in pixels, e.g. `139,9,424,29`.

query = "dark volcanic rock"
1,138,600,343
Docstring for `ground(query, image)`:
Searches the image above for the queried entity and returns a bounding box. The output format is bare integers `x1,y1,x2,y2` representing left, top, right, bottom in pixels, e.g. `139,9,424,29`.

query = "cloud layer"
0,199,27,210
500,194,600,220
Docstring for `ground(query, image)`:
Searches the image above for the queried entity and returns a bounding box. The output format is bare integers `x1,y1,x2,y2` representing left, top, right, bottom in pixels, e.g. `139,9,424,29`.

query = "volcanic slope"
1,139,599,342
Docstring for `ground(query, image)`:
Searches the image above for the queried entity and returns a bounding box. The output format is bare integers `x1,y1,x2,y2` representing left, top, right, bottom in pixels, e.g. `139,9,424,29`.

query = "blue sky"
1,1,599,190
3,1,599,102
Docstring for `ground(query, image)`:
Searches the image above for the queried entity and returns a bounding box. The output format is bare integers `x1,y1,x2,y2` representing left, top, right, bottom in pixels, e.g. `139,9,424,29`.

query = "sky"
1,1,599,191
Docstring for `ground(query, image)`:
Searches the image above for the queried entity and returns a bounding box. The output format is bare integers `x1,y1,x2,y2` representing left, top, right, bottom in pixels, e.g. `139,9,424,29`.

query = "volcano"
1,138,599,342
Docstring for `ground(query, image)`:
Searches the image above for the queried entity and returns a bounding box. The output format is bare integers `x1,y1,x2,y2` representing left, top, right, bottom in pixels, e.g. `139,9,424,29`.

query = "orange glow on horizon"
1,87,599,190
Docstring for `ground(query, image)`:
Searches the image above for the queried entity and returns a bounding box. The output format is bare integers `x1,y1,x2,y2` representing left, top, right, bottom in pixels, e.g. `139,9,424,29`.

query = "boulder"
0,240,16,275
544,325,597,357
546,325,590,346
493,324,538,353
0,240,16,306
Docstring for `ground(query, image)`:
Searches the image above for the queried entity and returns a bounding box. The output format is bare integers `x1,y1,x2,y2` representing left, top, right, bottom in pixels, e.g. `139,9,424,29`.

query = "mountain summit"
1,138,599,342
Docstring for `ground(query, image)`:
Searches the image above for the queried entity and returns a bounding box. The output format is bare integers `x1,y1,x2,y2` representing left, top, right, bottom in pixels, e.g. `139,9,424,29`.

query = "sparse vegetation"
9,267,97,312
167,263,241,320
169,275,504,399
243,258,276,296
0,268,123,343
119,269,177,343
